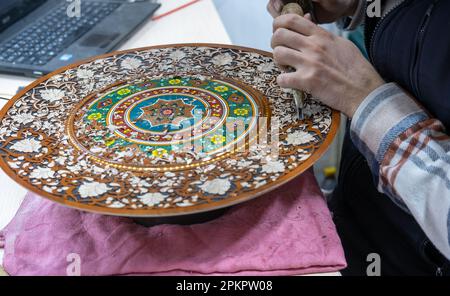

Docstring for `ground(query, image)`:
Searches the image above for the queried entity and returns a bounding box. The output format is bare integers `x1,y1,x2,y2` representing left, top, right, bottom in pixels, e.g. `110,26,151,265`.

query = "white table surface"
0,0,340,276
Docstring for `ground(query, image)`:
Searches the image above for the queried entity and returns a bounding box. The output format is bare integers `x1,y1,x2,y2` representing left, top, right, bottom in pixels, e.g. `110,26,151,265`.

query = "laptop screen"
0,0,47,33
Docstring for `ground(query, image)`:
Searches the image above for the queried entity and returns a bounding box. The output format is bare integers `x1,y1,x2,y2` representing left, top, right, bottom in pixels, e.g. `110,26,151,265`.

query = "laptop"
0,0,160,77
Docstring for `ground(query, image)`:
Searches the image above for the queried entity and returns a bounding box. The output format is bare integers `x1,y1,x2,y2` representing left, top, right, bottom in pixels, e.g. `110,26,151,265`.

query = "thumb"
304,13,313,21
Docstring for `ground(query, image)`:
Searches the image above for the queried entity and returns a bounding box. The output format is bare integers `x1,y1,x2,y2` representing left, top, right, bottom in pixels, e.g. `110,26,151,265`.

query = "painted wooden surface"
0,0,231,267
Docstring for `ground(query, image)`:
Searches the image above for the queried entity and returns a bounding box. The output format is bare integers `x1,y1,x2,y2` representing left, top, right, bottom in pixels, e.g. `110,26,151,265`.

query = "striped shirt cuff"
349,83,430,178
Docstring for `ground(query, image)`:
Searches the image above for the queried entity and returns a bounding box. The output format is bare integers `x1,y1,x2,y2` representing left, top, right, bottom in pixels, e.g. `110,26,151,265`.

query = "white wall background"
213,0,274,51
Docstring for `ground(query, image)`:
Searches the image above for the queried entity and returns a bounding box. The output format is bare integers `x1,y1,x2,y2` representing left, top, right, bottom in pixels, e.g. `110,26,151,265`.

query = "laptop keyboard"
0,1,121,66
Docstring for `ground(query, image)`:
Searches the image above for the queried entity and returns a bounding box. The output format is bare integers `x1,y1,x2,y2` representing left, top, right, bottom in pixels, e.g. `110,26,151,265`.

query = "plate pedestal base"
132,207,230,227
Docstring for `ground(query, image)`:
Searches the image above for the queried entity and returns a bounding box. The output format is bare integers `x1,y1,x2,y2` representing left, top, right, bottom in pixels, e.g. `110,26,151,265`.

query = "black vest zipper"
409,0,438,97
369,0,409,62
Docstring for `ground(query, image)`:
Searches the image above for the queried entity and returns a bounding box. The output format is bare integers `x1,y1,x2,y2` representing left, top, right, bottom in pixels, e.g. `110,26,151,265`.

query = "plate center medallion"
67,75,268,172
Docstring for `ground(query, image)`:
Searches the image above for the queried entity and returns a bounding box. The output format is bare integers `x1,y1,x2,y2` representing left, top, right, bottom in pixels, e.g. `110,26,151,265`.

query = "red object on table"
152,0,203,21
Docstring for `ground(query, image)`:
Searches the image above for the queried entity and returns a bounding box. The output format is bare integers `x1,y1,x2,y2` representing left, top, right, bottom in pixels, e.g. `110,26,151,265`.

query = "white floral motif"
11,113,35,125
67,164,82,173
115,149,134,159
199,178,231,195
237,160,253,168
302,104,324,117
261,160,285,174
0,127,10,137
257,62,275,73
159,179,175,187
90,146,103,153
121,57,142,70
78,182,109,198
40,89,65,102
54,156,67,165
76,69,94,79
108,201,125,208
212,53,233,66
169,50,186,61
158,63,174,72
10,138,41,153
30,167,55,179
42,121,54,130
139,192,166,206
286,130,316,146
130,176,151,187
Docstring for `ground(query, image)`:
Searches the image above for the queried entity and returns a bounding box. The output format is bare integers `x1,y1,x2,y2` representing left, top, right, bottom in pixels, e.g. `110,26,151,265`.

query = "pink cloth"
0,171,346,275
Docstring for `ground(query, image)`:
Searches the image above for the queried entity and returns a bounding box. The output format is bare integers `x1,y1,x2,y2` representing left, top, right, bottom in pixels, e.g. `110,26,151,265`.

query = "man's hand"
267,0,359,23
271,14,385,118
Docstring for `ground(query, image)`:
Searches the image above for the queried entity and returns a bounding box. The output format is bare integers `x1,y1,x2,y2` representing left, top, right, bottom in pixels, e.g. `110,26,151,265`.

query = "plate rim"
0,43,341,217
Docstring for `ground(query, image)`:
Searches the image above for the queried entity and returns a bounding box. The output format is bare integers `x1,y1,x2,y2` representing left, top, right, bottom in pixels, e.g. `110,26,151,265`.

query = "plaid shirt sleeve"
350,82,450,260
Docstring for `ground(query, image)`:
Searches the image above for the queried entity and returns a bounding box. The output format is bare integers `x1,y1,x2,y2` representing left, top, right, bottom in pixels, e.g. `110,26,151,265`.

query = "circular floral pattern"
67,76,263,171
0,44,339,216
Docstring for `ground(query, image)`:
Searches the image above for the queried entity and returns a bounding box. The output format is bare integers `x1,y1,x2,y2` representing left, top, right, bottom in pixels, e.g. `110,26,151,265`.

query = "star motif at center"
135,98,195,127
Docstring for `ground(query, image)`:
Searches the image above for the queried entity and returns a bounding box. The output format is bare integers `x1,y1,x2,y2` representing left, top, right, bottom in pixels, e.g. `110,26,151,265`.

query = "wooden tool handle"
279,3,304,72
280,0,313,16
280,2,310,120
281,2,305,16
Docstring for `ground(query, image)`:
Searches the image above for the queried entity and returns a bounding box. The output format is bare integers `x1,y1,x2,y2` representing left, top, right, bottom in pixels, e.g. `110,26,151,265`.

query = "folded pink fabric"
0,170,346,276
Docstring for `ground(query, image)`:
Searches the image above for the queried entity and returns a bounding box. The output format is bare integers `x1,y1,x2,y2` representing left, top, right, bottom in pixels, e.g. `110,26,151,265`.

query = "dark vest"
365,0,450,128
333,0,450,275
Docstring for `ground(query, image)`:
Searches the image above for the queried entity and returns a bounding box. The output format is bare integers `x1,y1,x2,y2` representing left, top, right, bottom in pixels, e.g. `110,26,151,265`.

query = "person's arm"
350,82,450,259
269,11,450,259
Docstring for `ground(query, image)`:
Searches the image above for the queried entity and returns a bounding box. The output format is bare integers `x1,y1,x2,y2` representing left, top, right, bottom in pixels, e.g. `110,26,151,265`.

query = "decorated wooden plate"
0,44,339,217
